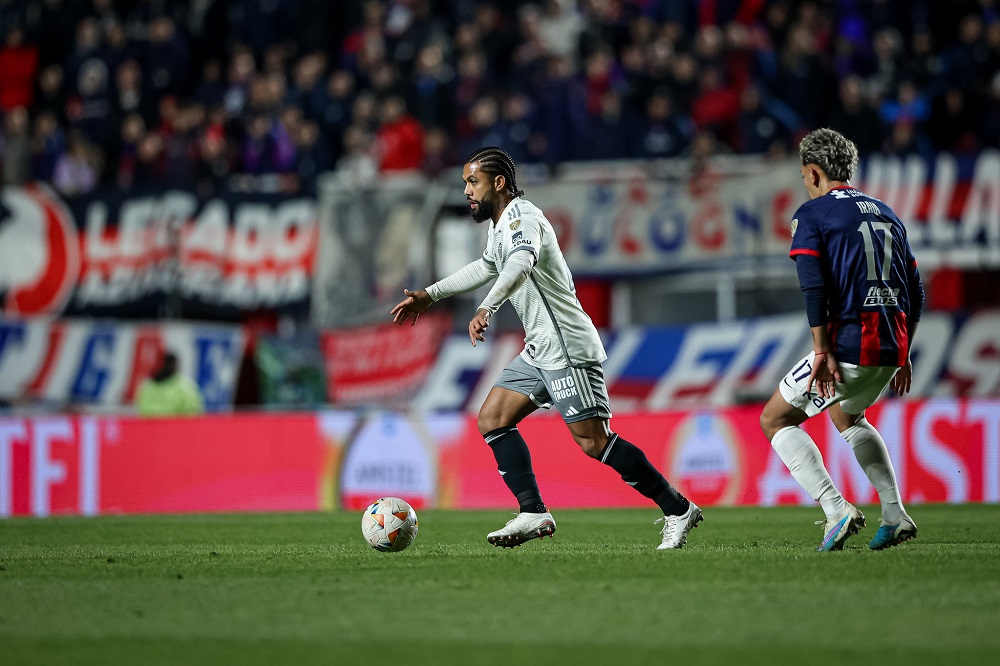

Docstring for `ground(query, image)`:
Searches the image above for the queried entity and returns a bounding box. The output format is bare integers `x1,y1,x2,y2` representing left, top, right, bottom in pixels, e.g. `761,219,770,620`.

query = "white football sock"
771,426,847,522
840,417,905,524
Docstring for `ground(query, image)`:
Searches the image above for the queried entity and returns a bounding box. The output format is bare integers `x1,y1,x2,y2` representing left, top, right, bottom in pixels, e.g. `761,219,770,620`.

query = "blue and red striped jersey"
789,186,923,367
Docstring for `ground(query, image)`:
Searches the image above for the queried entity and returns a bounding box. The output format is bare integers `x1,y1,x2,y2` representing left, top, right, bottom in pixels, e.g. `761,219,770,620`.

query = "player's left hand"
890,359,913,395
468,308,491,347
806,351,842,399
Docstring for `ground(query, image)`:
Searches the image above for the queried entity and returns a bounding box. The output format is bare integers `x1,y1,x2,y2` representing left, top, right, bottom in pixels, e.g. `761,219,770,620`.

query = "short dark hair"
799,128,859,182
465,146,524,197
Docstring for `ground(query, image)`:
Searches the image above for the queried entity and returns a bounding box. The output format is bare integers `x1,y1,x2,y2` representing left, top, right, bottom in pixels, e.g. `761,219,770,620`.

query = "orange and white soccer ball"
361,497,419,552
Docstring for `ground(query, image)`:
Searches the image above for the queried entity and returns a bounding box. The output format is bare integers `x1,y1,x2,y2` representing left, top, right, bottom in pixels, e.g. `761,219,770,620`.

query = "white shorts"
778,352,900,418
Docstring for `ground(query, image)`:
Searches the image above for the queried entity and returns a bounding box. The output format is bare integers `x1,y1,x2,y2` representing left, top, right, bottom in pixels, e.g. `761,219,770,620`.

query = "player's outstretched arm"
391,289,432,326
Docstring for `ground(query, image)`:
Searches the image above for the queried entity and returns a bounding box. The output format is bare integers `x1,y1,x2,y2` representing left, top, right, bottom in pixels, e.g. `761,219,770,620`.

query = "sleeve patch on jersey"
790,248,820,258
790,218,798,236
509,219,521,231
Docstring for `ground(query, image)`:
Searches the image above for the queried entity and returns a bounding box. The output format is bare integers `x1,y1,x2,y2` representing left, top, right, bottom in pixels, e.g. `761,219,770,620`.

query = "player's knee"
477,407,508,437
759,411,782,441
572,431,609,459
574,436,602,458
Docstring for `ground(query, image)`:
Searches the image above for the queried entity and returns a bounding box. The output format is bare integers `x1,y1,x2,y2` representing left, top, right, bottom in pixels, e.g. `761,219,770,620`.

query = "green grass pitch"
2,505,1000,665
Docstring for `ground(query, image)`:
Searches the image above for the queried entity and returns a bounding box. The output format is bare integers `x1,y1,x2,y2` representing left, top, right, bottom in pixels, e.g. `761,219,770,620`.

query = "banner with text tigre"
1,400,997,517
0,317,245,410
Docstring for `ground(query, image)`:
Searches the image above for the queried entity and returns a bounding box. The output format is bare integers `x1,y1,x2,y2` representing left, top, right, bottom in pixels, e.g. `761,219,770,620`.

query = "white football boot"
487,512,556,548
816,504,866,551
655,501,704,550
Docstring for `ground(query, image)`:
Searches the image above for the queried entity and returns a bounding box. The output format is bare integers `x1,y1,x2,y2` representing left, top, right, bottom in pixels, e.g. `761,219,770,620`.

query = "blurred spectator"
827,74,883,154
32,64,67,123
629,90,693,159
538,0,585,60
133,131,165,186
162,101,204,185
136,351,205,417
336,123,377,186
374,94,424,172
30,111,64,181
63,17,102,98
242,112,295,175
223,47,256,117
409,42,454,130
947,13,989,92
1,106,32,184
498,93,536,164
904,27,946,98
576,90,628,161
288,51,329,122
422,126,454,176
691,65,741,148
195,106,233,196
293,119,332,192
0,25,38,112
322,69,357,159
772,22,832,128
867,27,904,101
881,119,934,162
928,87,981,153
67,58,112,145
143,16,189,99
453,51,492,140
879,80,930,127
114,113,144,189
195,59,227,109
113,59,152,124
984,72,1000,149
52,130,99,196
735,86,792,155
458,95,503,159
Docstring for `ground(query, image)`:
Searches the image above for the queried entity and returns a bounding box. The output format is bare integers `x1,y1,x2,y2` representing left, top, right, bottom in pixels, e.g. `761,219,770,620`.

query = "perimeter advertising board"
1,400,997,517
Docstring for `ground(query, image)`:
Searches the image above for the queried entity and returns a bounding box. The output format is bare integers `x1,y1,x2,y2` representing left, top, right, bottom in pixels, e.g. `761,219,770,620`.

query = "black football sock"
484,426,546,514
600,433,689,515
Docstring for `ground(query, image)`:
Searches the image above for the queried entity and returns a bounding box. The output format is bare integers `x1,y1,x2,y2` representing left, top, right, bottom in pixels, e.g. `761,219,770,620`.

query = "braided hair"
465,146,525,197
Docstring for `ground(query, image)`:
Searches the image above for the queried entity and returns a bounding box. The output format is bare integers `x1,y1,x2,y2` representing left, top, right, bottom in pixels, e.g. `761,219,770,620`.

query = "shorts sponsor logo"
551,373,578,401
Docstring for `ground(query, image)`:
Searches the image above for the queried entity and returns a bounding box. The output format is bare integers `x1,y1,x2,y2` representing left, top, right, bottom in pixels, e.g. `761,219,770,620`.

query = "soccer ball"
361,497,419,552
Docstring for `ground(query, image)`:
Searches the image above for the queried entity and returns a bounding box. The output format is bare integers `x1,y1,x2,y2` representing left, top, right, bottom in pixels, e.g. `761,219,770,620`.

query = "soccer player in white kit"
392,147,702,549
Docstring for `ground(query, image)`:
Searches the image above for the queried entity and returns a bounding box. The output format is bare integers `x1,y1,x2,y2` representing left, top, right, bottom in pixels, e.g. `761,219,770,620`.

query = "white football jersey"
482,197,607,370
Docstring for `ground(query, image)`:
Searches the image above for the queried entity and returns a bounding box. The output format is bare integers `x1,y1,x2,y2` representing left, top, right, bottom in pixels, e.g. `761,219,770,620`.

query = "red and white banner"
3,399,998,518
0,184,317,317
320,313,452,405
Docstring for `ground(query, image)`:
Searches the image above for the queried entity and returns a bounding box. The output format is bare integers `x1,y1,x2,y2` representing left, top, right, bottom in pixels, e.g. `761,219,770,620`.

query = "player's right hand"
468,308,491,346
806,351,842,399
890,359,913,395
390,289,431,326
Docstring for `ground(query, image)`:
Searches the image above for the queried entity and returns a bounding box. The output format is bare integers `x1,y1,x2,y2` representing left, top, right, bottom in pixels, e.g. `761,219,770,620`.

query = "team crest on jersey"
509,219,521,231
790,218,798,237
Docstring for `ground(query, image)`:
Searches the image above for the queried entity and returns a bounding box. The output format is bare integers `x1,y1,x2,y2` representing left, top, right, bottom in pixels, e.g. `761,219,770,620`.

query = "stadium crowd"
1,0,999,195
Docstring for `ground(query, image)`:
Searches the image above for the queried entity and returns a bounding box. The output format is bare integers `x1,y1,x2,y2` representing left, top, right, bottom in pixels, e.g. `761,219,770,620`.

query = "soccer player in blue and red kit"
760,128,924,551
